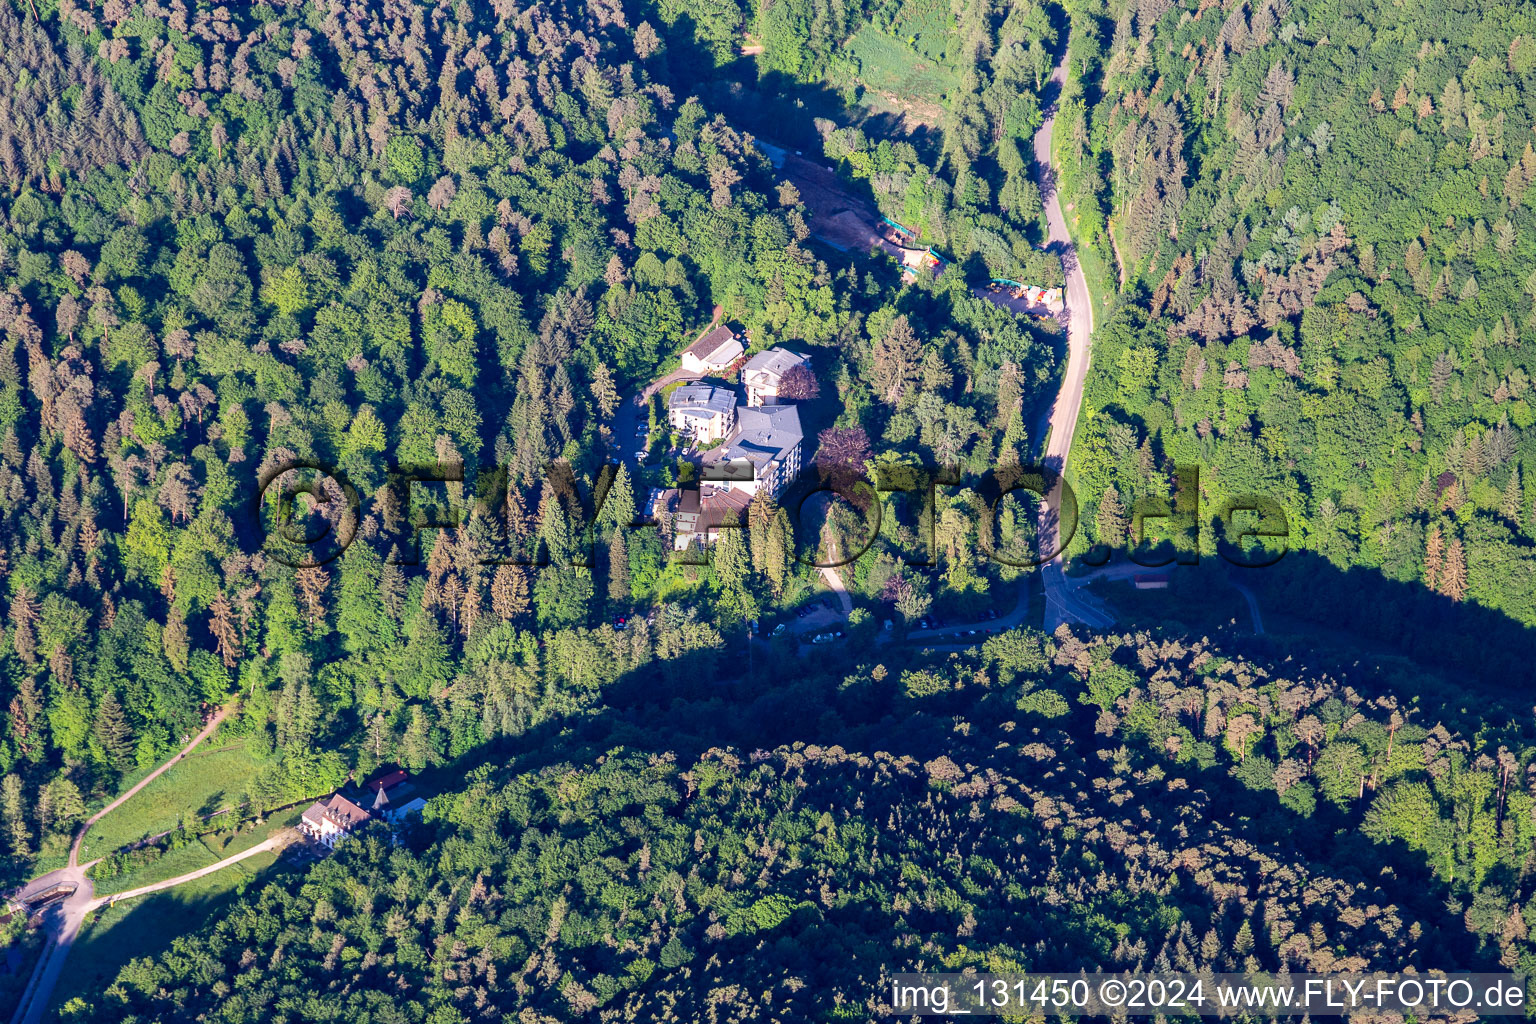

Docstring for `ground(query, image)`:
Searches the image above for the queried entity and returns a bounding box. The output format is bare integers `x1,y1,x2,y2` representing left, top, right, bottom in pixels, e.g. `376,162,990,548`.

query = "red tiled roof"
365,769,408,793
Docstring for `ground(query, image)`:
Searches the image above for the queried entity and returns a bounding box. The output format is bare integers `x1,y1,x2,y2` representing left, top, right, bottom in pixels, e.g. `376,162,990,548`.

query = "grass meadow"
77,741,264,862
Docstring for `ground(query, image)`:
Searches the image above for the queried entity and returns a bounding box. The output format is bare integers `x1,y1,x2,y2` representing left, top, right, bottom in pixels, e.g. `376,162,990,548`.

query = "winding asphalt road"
1030,40,1102,633
1042,561,1269,635
1229,576,1266,635
904,577,1032,644
1043,563,1115,630
7,705,233,1024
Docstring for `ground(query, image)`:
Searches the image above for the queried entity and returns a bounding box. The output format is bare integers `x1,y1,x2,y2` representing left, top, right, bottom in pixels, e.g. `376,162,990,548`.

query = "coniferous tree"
293,683,322,747
600,463,637,531
712,511,750,599
607,530,630,604
492,565,530,621
32,782,55,842
8,676,45,760
401,706,436,773
94,690,133,770
295,566,331,629
1441,538,1468,601
589,363,619,418
0,775,30,858
163,608,190,672
1424,525,1444,591
763,509,792,596
337,543,396,655
10,588,37,665
872,315,922,404
1501,469,1522,522
380,548,408,620
209,594,240,668
999,408,1029,469
1096,487,1129,547
540,495,574,566
44,778,84,836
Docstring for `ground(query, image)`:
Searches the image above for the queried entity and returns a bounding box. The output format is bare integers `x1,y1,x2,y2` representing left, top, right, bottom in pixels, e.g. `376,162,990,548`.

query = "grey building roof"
668,383,737,420
712,402,802,471
742,347,808,380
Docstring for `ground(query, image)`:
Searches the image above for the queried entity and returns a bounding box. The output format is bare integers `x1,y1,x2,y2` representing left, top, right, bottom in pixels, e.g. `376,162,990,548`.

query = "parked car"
811,633,834,644
633,450,648,462
772,623,787,636
614,616,627,631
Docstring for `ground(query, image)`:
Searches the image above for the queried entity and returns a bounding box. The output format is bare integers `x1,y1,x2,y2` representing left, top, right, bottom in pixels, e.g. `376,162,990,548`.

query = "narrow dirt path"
9,703,235,1024
88,834,288,911
818,532,853,616
71,704,233,868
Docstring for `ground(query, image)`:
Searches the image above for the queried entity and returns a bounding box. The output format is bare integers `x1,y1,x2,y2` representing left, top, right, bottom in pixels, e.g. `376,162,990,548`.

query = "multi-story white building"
741,347,811,406
299,794,372,849
667,383,737,442
701,402,803,500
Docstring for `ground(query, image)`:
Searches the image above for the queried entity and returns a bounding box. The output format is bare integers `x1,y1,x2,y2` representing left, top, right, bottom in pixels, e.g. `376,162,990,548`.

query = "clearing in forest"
844,2,959,109
77,741,264,860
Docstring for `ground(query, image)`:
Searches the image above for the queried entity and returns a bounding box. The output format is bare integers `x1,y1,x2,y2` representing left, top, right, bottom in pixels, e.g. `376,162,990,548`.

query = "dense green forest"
1057,0,1536,631
85,627,1536,1020
0,0,1062,883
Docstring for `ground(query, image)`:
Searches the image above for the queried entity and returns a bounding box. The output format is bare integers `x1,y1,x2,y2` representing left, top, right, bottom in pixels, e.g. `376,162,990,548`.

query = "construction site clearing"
975,278,1065,318
753,138,943,276
752,137,1062,318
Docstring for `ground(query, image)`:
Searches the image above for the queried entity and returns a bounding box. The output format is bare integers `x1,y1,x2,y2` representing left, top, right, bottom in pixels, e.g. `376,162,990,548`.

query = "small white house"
680,326,744,374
